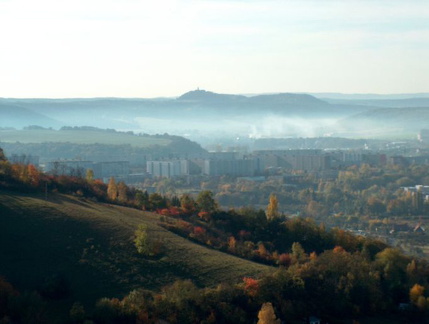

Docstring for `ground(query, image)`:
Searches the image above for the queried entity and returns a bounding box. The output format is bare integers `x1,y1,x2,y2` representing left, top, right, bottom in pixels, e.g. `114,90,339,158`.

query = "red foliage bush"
278,253,292,267
193,226,206,236
243,277,259,297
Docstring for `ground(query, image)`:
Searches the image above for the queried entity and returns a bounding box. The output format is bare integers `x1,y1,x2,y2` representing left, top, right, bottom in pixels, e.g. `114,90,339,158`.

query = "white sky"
0,0,428,98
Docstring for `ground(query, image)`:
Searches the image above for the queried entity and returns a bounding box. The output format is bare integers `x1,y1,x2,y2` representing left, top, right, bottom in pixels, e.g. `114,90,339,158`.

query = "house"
414,223,426,234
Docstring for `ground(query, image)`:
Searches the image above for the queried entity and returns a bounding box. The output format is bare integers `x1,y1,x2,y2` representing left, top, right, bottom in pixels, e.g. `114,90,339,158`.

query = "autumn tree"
27,164,40,187
0,277,18,316
278,253,292,267
410,284,425,307
306,200,327,218
69,302,86,323
412,190,424,213
228,236,237,252
180,194,197,215
257,302,280,324
107,177,118,201
86,169,94,182
387,198,408,215
0,157,11,180
366,196,385,215
409,283,429,310
291,242,307,264
243,277,259,297
309,251,318,261
134,224,149,255
196,190,218,214
117,181,128,203
407,260,418,282
266,194,279,221
376,248,410,301
257,242,268,257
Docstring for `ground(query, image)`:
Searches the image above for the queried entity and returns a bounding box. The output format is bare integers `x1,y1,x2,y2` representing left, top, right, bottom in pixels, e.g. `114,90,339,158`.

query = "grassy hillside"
0,128,171,148
0,190,272,305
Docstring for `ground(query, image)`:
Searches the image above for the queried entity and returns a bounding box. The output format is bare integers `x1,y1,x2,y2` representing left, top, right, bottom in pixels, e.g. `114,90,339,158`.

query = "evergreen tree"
171,195,181,207
135,190,149,210
149,193,167,210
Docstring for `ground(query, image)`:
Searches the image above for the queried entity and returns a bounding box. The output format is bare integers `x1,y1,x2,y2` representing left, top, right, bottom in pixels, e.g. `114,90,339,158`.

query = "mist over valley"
2,89,428,148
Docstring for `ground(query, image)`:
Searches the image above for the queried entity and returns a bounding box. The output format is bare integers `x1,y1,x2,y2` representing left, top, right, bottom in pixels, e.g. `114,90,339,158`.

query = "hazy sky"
1,0,428,98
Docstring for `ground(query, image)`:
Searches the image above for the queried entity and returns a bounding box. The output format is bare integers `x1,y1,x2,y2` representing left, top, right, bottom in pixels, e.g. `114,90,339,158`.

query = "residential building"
203,158,257,176
146,160,189,178
93,161,130,180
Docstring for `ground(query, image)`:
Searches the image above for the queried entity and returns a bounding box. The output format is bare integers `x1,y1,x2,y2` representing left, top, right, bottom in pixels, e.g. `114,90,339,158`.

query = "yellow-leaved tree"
266,194,279,221
107,177,118,201
257,302,280,324
410,283,426,310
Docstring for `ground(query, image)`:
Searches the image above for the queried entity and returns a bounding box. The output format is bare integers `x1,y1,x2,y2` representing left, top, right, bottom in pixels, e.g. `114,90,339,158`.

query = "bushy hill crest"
178,89,328,107
177,89,246,102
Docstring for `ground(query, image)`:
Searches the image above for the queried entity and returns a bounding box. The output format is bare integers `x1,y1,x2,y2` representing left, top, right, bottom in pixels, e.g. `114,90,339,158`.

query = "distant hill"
312,92,429,100
342,107,429,126
336,107,429,137
323,97,429,108
249,92,329,106
0,127,172,147
0,103,60,129
0,190,272,306
175,90,359,119
3,90,428,141
178,89,247,102
178,89,329,107
1,90,353,124
0,128,206,163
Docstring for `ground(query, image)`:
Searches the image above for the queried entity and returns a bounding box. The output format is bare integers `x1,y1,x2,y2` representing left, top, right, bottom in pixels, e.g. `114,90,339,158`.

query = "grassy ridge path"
0,190,272,304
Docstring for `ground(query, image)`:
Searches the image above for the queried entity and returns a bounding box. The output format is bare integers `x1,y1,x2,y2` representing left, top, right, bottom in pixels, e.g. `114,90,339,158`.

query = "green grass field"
0,129,171,147
0,190,272,307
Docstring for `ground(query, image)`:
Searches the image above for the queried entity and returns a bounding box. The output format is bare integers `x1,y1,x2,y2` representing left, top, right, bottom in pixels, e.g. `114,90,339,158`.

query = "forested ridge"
0,127,205,163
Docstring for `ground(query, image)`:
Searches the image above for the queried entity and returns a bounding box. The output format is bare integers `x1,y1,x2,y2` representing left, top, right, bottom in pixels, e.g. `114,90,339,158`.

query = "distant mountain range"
1,89,429,142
